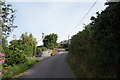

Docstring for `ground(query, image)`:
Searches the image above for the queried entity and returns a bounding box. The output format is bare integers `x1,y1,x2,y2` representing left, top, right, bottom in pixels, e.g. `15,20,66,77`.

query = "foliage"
2,59,38,79
0,1,38,78
60,43,69,51
66,55,86,78
2,33,37,69
65,48,69,51
43,33,58,49
69,2,120,77
20,32,37,56
2,37,8,49
0,2,17,75
37,47,42,52
51,48,58,56
0,1,17,37
41,47,47,51
2,45,27,69
36,46,47,53
21,32,37,46
60,43,69,48
91,2,120,73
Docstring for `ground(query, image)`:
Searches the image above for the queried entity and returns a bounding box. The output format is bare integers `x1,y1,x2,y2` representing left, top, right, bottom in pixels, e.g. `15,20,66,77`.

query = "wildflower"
0,72,2,75
0,53,5,64
3,58,5,60
0,60,2,64
1,54,5,57
2,59,5,63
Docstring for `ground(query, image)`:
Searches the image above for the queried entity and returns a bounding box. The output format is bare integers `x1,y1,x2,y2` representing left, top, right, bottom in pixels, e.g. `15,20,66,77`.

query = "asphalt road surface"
20,50,75,78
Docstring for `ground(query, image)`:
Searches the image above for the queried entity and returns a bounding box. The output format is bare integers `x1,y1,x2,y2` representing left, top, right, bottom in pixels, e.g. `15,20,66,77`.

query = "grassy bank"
66,55,86,78
2,58,39,79
66,54,117,78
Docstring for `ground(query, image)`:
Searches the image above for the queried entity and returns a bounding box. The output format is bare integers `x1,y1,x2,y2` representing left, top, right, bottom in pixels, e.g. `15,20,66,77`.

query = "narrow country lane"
20,50,75,78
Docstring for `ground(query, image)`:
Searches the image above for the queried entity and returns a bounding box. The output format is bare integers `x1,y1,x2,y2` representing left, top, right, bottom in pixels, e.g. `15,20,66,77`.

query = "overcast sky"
6,0,107,44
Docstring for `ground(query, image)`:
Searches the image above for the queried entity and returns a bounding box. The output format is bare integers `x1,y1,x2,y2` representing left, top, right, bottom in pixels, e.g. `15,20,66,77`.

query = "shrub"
41,47,47,51
3,49,27,69
43,33,58,49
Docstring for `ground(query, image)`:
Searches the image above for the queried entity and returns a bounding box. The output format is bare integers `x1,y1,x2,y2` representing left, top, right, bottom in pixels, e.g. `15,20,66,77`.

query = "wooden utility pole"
68,35,70,45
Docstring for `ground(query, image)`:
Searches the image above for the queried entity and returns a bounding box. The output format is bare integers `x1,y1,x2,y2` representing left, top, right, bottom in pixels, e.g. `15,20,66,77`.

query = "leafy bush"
43,33,58,49
2,33,37,69
23,45,34,57
51,48,58,56
37,46,47,51
37,47,42,52
60,43,69,48
41,47,47,51
2,48,27,69
65,48,69,51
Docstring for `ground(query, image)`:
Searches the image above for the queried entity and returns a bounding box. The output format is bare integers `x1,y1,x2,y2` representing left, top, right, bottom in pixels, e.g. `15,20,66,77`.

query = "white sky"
6,1,107,44
6,0,107,2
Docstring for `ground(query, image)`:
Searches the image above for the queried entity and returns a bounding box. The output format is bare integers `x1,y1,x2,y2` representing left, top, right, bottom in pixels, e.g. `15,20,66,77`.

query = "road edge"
65,53,76,79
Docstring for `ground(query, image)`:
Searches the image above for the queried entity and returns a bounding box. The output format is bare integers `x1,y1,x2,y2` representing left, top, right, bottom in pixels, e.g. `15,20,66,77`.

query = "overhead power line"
68,0,98,38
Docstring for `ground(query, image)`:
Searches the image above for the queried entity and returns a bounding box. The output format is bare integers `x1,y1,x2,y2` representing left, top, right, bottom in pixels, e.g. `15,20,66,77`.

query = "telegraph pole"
68,35,70,45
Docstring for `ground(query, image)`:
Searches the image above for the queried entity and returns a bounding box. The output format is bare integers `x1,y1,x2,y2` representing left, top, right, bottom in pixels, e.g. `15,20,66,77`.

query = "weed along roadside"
66,55,86,78
2,58,39,79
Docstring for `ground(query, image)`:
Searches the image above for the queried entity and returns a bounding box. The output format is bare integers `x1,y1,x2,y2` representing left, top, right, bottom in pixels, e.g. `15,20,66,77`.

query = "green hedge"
69,2,120,78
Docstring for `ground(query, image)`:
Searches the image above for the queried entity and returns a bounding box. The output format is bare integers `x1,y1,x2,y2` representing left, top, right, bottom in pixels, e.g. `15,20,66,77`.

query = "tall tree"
20,32,37,46
0,1,17,52
20,32,37,56
0,1,17,37
43,33,58,49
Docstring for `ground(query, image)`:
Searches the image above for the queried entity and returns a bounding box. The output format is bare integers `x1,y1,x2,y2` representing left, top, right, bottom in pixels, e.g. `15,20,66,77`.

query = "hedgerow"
69,2,120,78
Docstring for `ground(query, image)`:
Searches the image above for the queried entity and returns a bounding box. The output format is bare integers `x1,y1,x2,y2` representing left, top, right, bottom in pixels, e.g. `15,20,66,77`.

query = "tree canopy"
43,33,58,49
0,1,17,37
20,32,37,46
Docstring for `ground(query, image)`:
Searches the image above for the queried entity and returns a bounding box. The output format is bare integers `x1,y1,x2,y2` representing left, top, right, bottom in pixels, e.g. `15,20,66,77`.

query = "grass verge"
66,55,117,78
66,55,86,79
2,59,39,79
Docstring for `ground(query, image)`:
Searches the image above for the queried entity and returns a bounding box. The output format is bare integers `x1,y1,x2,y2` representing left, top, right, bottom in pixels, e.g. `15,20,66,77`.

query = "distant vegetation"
68,2,120,78
43,33,58,49
60,43,69,51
